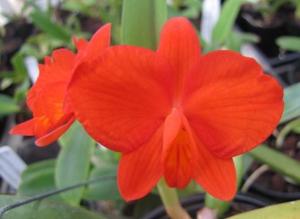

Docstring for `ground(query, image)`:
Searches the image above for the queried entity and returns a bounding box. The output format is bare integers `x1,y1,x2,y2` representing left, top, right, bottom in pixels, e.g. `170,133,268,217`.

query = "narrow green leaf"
212,0,246,46
276,118,300,146
11,53,27,83
227,200,300,219
0,195,105,219
280,83,300,123
225,31,259,51
18,160,58,199
168,0,202,19
277,36,300,52
30,10,71,42
83,164,119,201
56,122,94,205
292,125,300,133
249,145,300,184
121,0,167,49
0,94,20,116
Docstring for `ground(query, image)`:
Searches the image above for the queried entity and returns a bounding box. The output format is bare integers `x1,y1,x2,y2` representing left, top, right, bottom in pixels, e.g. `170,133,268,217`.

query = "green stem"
296,2,300,19
157,179,191,219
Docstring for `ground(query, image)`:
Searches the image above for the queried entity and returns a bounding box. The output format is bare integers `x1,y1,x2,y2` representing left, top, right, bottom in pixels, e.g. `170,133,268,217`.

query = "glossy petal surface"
27,49,75,120
69,46,174,152
184,50,283,158
183,118,237,201
11,49,76,146
10,119,35,136
158,17,200,95
75,24,111,63
35,115,75,146
118,127,163,201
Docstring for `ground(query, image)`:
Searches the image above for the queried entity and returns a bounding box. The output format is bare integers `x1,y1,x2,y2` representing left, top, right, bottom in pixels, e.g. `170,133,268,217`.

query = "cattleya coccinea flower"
68,17,283,201
10,24,111,146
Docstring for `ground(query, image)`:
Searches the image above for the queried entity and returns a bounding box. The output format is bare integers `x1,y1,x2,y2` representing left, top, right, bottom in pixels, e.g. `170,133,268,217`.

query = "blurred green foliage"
168,0,202,19
2,0,300,218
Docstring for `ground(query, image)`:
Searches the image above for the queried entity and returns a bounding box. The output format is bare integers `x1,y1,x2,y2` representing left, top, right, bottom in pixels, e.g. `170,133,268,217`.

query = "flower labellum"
10,24,111,146
68,17,283,201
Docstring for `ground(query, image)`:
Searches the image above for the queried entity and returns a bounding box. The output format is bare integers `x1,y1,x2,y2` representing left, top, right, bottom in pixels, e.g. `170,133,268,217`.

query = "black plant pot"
287,18,300,36
250,182,300,202
282,4,300,36
142,193,268,219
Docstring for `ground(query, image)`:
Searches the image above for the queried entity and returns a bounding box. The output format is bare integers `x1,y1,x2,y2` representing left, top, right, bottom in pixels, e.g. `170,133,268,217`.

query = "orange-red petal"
118,127,163,201
10,119,35,136
158,17,201,95
73,37,88,51
27,49,76,119
35,115,75,146
68,46,174,152
193,150,236,201
182,117,237,201
75,24,111,63
10,49,76,145
11,24,112,146
183,50,283,158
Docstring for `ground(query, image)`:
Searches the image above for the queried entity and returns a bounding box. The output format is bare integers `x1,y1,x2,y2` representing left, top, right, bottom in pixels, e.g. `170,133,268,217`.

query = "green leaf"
225,31,259,51
280,83,300,123
292,125,300,134
20,33,68,59
212,0,246,46
296,0,300,18
121,0,167,49
30,10,71,42
14,79,30,104
168,0,202,19
83,164,119,200
56,122,94,205
18,159,57,198
250,145,300,184
11,53,27,83
276,118,300,146
21,159,55,182
227,200,300,219
93,147,119,165
277,36,300,52
0,94,20,116
0,195,105,219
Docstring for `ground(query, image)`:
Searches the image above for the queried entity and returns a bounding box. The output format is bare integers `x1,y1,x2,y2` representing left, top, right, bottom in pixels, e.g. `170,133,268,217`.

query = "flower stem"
157,179,191,219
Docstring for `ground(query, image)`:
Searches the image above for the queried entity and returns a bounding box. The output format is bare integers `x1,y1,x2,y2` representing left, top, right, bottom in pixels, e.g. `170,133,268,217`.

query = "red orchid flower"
10,24,111,146
68,17,283,201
